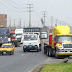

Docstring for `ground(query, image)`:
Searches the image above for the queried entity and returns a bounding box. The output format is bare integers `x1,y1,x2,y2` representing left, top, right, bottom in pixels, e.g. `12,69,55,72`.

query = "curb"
29,64,45,72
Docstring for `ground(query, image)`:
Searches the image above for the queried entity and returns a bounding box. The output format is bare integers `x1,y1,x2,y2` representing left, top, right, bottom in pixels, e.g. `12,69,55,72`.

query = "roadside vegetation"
41,63,72,72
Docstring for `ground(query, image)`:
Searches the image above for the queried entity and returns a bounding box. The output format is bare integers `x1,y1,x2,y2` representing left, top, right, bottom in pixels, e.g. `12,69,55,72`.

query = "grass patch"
41,63,72,72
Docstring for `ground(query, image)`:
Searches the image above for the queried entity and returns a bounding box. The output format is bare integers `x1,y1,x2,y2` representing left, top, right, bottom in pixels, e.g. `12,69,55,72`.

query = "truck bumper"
57,52,72,55
0,51,12,54
23,46,38,51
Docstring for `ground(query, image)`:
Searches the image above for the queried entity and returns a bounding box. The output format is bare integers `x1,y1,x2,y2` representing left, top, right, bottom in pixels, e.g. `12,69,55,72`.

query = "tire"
44,46,47,54
9,52,13,55
39,45,41,51
37,49,39,52
18,42,20,47
1,52,3,55
23,48,26,52
47,48,49,56
40,47,41,51
47,48,53,57
55,50,60,58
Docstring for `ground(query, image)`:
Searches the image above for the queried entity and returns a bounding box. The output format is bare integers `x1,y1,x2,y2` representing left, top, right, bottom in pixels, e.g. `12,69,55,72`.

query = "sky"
0,0,72,27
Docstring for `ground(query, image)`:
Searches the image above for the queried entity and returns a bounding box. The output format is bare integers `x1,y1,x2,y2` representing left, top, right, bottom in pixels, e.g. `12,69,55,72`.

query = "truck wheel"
44,46,47,54
37,49,39,52
47,48,53,57
40,47,41,51
55,50,60,58
39,45,41,51
18,42,20,47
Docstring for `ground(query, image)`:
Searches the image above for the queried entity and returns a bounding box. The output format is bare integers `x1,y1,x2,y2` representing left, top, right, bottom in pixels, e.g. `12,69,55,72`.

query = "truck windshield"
16,34,22,36
24,35,38,41
10,33,15,37
58,36,72,42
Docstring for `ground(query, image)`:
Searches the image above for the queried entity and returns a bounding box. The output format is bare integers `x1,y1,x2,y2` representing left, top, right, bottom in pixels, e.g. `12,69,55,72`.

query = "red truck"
10,31,20,47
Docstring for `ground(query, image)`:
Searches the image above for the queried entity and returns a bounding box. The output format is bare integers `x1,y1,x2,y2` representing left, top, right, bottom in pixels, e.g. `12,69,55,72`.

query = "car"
0,43,14,55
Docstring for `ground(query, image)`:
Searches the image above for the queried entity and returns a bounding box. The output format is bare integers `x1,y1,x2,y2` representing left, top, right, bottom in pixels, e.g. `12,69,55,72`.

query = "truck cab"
15,29,23,43
23,34,41,52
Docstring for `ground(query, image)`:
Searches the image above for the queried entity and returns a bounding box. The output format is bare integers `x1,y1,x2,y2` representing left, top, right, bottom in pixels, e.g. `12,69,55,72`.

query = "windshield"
24,35,38,41
58,36,72,42
10,33,15,37
16,34,22,36
1,45,11,48
0,35,7,38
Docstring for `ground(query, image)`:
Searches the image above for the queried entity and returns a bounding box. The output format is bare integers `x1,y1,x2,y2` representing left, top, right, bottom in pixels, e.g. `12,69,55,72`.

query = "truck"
0,28,11,46
10,30,20,47
40,32,48,39
22,27,42,52
15,29,23,43
22,33,41,52
44,26,72,58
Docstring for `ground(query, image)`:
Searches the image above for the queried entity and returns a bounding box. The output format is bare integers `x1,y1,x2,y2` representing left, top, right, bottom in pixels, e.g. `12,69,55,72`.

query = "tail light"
11,36,16,39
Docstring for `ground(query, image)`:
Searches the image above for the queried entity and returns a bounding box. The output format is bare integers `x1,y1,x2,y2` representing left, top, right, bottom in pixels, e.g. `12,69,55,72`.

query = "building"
0,14,7,27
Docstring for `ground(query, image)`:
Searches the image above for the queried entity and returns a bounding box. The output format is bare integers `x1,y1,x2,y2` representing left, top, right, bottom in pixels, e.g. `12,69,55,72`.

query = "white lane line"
21,54,25,56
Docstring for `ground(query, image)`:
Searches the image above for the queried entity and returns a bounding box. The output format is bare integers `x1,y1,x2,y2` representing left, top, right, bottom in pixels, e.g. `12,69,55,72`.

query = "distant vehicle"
0,43,14,55
0,28,11,46
15,29,23,43
23,34,40,52
10,31,20,47
40,32,48,39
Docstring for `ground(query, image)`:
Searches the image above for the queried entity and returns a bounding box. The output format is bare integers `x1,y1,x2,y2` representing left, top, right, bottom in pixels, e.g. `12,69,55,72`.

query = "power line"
1,0,25,13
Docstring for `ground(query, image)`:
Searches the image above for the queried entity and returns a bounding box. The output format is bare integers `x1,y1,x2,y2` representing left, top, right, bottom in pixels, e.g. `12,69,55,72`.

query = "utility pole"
27,4,33,27
24,21,25,28
10,17,11,27
51,16,53,28
55,19,58,26
14,19,16,27
20,18,21,28
43,11,47,27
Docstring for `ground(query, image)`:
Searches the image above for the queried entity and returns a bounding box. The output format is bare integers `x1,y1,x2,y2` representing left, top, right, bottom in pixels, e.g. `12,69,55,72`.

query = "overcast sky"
0,0,72,27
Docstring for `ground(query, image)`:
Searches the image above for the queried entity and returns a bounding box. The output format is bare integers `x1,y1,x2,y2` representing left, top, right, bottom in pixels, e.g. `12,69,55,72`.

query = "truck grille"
63,44,72,48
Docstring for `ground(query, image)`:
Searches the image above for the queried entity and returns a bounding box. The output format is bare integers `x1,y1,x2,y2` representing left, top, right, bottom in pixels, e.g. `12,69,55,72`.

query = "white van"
15,29,23,43
22,34,41,52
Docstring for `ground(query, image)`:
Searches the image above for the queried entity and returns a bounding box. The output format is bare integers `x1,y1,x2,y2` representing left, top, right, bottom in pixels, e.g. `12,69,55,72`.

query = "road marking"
21,54,25,56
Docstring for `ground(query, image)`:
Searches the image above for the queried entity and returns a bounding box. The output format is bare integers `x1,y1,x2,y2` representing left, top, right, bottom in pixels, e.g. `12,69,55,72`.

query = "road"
0,44,72,72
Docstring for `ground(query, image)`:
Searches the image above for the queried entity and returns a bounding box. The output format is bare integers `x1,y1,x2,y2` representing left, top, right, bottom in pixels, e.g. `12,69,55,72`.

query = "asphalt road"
0,44,72,72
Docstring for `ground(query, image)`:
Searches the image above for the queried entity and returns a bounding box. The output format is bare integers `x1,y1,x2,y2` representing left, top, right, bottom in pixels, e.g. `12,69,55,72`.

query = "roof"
53,26,70,35
2,43,12,45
